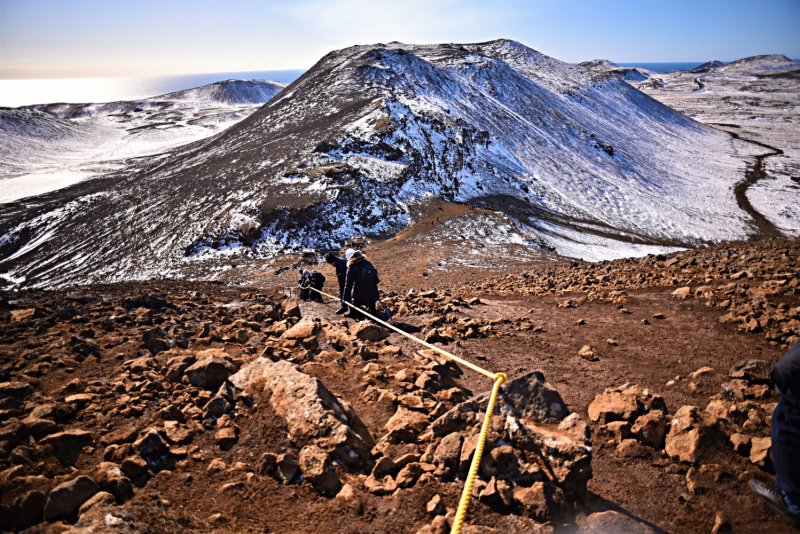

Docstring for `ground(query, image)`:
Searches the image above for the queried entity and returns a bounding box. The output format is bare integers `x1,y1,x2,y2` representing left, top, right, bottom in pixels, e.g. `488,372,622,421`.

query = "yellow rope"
305,287,497,380
451,372,507,534
301,286,508,533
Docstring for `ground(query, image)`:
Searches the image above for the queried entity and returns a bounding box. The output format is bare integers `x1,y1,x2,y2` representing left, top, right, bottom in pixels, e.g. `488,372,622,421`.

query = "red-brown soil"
1,231,798,534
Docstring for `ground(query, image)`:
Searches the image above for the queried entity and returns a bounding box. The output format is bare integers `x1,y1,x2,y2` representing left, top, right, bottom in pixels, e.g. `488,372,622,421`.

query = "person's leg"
336,284,348,314
773,398,800,506
752,397,800,528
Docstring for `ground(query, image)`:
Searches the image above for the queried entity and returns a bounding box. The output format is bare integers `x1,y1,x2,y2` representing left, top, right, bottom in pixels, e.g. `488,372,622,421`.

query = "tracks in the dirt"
728,131,785,239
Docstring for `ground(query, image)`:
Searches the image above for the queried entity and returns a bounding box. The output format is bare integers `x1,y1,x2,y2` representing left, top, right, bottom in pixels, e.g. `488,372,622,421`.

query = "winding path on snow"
728,132,784,239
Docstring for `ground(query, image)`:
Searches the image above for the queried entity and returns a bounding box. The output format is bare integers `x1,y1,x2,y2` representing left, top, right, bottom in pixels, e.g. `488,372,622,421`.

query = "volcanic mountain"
0,40,775,289
0,79,286,203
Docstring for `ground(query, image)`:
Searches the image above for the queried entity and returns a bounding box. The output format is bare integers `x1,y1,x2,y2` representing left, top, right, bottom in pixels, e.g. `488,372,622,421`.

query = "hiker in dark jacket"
309,270,325,302
343,249,379,320
751,341,800,528
325,251,349,314
297,269,311,301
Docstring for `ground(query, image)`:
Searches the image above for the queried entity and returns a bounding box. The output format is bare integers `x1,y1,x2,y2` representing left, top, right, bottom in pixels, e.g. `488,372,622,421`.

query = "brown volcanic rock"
43,475,100,520
93,462,134,502
230,357,369,467
185,352,236,389
40,429,93,465
665,406,728,464
133,429,169,459
588,392,639,424
282,318,319,340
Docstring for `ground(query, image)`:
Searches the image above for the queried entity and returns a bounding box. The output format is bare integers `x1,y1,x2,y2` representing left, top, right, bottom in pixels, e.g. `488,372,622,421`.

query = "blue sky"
2,0,798,79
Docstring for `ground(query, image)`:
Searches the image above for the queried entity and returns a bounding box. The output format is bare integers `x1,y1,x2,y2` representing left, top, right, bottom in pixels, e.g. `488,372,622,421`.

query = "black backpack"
359,264,380,285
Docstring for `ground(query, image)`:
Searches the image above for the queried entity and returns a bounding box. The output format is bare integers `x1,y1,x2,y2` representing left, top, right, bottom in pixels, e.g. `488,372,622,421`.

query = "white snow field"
0,79,286,203
1,41,797,290
632,54,800,236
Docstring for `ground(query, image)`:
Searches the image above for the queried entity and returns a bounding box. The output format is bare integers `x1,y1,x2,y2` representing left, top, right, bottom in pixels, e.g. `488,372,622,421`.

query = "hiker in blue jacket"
343,249,379,321
751,340,800,528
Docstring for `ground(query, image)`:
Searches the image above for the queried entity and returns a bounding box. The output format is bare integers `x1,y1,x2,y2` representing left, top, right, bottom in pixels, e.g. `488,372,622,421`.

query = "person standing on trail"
325,251,349,314
297,269,311,301
309,270,325,302
751,340,800,528
343,249,379,321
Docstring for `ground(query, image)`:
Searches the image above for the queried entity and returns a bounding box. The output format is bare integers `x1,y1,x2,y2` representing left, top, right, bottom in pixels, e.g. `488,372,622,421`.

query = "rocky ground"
1,236,798,533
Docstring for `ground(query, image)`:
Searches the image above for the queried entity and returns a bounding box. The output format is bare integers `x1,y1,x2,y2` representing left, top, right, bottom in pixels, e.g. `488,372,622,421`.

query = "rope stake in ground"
303,286,507,533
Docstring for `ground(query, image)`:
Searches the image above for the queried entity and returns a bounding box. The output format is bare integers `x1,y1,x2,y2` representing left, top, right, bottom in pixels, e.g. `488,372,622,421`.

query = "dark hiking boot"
335,306,347,315
751,479,800,528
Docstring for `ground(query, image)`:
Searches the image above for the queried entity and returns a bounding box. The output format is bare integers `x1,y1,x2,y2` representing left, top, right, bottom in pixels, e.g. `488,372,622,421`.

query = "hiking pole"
377,297,395,324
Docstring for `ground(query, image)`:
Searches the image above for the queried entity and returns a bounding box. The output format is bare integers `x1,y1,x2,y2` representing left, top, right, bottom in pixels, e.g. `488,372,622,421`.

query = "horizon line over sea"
0,69,307,108
615,62,705,72
0,62,711,108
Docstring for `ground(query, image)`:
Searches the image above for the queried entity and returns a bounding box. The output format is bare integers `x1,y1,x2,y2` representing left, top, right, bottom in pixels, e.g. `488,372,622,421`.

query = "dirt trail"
728,133,784,239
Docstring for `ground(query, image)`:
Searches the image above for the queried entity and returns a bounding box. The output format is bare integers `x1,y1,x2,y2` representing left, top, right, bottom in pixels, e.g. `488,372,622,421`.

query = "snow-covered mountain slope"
0,40,778,289
636,55,800,236
0,79,286,203
713,55,799,73
155,79,287,105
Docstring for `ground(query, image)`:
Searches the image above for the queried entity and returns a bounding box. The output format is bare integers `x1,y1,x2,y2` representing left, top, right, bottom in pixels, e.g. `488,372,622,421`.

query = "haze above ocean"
0,69,306,108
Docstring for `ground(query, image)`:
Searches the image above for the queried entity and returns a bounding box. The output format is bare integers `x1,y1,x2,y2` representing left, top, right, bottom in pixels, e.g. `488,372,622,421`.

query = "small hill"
578,59,620,69
155,79,287,105
689,60,726,73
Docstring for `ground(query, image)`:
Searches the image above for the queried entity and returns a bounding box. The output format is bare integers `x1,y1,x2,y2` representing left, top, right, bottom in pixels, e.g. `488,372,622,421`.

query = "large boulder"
43,475,99,520
10,490,47,529
579,510,659,534
229,358,371,467
282,319,319,340
432,372,568,435
425,372,592,506
385,407,430,442
665,406,728,463
164,354,196,382
433,432,463,477
94,462,134,502
133,429,168,459
185,353,236,389
282,298,302,319
729,359,771,383
0,381,32,400
350,321,390,343
40,429,93,465
588,392,639,424
299,445,340,496
23,417,59,440
70,492,152,533
631,411,668,448
513,482,565,521
142,327,175,354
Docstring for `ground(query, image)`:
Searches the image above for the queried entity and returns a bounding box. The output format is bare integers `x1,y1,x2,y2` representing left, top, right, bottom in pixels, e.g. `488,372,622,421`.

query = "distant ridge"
23,79,286,119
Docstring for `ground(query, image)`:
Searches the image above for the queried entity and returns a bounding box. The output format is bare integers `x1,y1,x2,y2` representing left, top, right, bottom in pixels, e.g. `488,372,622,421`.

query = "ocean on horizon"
616,62,705,73
0,69,307,108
